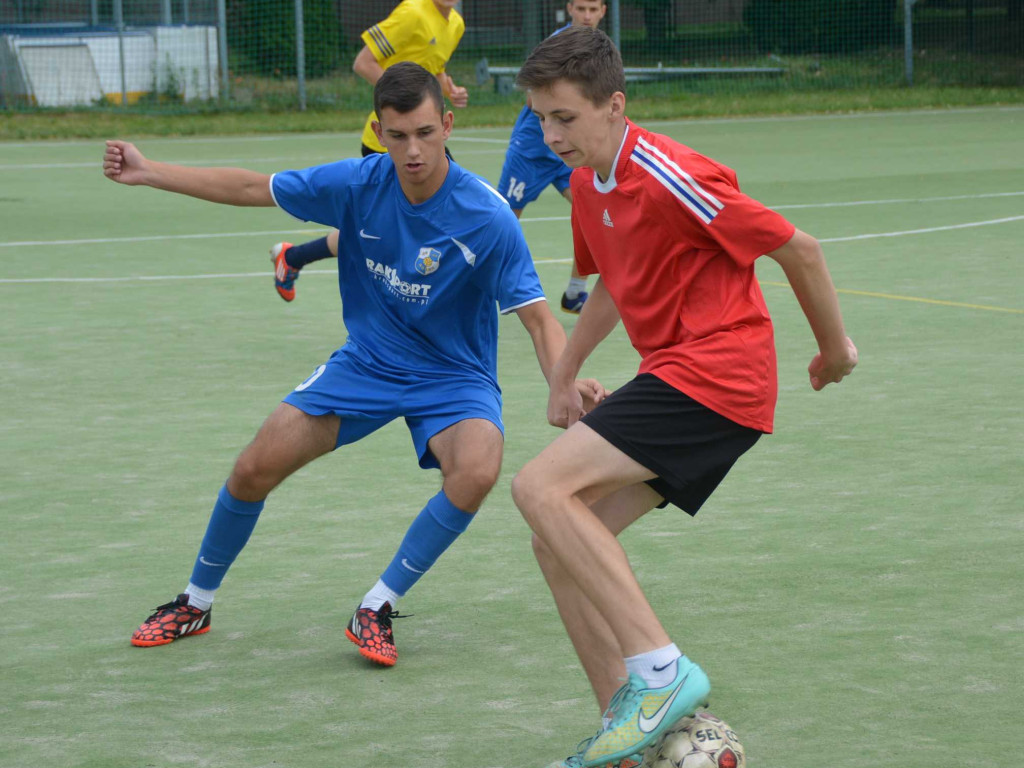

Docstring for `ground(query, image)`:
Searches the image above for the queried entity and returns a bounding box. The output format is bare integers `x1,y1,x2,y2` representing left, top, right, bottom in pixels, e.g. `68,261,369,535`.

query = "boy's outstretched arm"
766,228,858,390
514,300,609,421
546,277,621,428
103,140,274,207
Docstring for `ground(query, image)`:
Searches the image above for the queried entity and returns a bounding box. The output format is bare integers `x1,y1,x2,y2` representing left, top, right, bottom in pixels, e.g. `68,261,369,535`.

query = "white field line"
0,143,507,171
0,228,328,248
644,104,1024,129
2,105,1020,150
0,134,511,153
817,214,1024,243
2,191,1021,249
0,220,568,248
0,156,333,171
2,214,1022,285
772,191,1024,210
446,136,511,143
0,268,337,283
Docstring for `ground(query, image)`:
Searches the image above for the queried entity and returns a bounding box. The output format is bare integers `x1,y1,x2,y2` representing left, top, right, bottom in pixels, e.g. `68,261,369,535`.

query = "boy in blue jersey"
103,62,604,665
267,0,470,303
498,0,606,315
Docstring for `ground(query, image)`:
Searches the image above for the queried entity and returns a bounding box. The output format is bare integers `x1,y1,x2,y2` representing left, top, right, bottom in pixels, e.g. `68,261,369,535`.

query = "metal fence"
1,0,1021,110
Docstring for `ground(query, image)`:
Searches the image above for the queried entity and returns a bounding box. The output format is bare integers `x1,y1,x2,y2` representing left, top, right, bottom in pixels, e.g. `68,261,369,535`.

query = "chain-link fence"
1,0,1021,110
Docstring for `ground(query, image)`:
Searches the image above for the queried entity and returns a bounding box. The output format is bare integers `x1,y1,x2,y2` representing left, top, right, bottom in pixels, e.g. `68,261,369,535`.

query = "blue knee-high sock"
189,485,265,591
285,237,334,269
380,490,474,596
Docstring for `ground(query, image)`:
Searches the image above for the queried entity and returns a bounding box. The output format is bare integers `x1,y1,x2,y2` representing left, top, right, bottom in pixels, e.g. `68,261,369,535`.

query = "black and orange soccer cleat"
270,242,300,302
344,602,408,666
131,593,211,647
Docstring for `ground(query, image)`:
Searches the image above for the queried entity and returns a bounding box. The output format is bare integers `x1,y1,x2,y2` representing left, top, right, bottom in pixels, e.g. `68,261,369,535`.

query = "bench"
475,59,784,94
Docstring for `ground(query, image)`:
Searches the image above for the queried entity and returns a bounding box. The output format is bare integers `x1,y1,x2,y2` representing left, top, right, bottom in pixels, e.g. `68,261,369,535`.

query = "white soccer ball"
641,712,746,768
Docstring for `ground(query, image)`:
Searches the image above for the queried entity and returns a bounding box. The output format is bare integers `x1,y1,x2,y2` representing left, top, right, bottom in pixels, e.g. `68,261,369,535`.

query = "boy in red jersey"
510,26,858,768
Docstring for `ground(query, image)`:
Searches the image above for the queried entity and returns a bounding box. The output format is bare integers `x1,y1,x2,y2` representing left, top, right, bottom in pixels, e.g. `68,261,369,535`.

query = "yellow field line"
532,260,1021,315
760,281,1023,314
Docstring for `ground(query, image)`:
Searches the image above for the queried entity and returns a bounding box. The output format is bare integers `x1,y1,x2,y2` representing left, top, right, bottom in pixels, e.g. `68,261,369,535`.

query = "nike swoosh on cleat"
637,673,689,733
401,558,425,574
199,556,226,567
359,229,382,240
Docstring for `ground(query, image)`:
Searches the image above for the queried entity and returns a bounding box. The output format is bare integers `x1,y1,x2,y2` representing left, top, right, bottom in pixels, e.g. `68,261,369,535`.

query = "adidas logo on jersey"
603,209,614,227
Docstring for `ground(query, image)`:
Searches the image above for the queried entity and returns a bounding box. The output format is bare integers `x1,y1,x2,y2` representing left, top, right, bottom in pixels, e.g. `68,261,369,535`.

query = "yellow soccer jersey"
360,0,465,152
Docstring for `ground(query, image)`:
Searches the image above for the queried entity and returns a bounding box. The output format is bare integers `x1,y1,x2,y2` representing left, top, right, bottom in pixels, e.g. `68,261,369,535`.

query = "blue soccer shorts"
283,347,504,470
497,148,573,210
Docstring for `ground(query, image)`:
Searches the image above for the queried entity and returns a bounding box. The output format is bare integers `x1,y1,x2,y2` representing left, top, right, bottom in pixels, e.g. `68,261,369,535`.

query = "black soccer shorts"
581,373,763,515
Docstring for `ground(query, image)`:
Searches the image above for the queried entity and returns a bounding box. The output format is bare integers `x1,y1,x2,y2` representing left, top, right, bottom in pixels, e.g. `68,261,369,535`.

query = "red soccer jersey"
570,120,795,433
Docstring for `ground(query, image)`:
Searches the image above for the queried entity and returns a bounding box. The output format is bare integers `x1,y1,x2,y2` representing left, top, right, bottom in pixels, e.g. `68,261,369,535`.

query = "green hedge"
227,0,343,78
744,0,899,54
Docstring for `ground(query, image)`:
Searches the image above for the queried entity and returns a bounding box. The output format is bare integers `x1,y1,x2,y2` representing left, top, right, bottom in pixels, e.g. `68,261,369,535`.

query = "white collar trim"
592,125,630,194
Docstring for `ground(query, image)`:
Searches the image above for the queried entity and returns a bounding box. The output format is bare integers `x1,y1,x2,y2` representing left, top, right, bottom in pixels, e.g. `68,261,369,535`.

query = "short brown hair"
516,26,625,106
374,61,444,117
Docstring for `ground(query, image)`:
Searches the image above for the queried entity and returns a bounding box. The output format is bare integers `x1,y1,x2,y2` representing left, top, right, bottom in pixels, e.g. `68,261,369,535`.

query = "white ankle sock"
564,277,587,299
185,583,216,611
360,579,401,611
625,643,682,689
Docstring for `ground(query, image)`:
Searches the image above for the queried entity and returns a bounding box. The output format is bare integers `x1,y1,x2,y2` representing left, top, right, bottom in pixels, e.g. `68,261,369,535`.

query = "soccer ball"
641,712,746,768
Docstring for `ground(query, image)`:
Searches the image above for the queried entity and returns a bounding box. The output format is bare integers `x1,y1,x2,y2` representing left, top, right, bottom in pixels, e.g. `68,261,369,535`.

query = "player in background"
510,27,858,768
104,63,605,667
269,0,469,303
498,0,606,315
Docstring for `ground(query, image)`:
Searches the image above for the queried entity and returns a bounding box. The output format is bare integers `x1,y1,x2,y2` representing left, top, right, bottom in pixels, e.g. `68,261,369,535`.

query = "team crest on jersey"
415,247,442,276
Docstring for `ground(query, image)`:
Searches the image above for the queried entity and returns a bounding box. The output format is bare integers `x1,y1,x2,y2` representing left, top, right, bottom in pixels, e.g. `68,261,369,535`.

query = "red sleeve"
647,156,795,267
570,187,599,276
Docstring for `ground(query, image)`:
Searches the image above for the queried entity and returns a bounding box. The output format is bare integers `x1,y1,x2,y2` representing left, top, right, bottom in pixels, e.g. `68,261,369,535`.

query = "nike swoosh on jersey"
450,236,478,266
637,673,689,733
360,229,382,240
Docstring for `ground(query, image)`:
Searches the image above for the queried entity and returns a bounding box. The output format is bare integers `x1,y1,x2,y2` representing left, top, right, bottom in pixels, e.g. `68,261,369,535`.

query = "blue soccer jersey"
507,23,573,161
270,153,545,393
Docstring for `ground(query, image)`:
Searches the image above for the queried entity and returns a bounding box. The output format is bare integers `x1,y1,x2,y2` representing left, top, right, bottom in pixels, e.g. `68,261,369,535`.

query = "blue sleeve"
480,207,545,314
270,159,360,227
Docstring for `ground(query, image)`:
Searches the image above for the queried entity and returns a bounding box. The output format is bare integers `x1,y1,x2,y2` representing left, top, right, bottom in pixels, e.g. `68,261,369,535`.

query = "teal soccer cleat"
544,753,640,768
580,657,710,767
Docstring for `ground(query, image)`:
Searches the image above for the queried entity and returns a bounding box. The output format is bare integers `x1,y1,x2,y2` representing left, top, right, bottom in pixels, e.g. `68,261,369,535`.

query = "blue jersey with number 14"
270,153,545,392
507,23,573,160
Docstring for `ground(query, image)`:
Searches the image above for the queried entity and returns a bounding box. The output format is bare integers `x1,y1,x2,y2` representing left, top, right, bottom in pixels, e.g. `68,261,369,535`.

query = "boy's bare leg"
428,417,504,511
326,228,339,257
513,422,670,657
532,481,663,712
227,402,340,501
130,403,339,647
515,423,712,765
